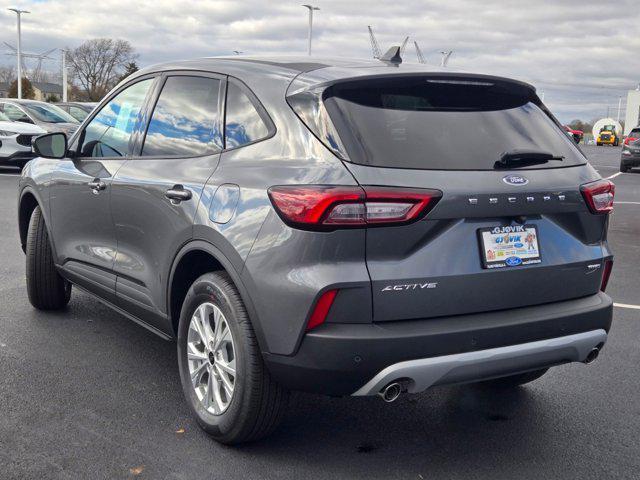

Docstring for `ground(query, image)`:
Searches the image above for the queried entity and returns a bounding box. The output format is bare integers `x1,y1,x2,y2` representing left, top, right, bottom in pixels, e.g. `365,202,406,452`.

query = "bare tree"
67,38,137,101
0,65,16,85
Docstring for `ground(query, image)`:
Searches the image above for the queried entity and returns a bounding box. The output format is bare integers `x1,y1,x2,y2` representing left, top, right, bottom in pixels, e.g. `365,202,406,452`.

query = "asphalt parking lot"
0,145,638,480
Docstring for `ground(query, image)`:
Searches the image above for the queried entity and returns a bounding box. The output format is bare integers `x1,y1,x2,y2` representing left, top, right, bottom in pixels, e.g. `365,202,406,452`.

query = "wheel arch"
167,240,266,351
18,187,41,253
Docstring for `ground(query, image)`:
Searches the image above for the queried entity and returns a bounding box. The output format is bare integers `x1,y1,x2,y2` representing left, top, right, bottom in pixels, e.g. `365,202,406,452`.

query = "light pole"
617,95,622,122
302,4,319,56
61,49,68,102
8,8,30,99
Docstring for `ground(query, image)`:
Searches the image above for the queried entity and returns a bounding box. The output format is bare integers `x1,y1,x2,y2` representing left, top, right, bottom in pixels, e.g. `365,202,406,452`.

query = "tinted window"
225,81,270,148
2,104,31,122
142,76,222,157
322,77,585,170
24,103,77,123
80,79,153,158
69,106,89,121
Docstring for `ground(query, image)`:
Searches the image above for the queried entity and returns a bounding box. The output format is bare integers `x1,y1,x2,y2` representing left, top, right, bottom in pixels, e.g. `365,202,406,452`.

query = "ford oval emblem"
503,175,529,186
505,256,523,267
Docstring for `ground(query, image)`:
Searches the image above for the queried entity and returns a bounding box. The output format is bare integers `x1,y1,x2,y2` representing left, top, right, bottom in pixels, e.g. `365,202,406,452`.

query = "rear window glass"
630,129,640,137
224,81,270,148
142,76,222,157
322,77,585,170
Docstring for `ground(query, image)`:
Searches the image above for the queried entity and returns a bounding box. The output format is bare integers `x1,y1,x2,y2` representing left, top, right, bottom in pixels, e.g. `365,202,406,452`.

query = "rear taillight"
624,136,637,145
600,259,613,292
268,185,442,230
580,179,615,214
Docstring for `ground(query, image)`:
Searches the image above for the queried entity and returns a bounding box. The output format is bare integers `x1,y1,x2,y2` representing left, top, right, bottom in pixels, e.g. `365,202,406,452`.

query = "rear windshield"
630,129,640,137
322,77,585,170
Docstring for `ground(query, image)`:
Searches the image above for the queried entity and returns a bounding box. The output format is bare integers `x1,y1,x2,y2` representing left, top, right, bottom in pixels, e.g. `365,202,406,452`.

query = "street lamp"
61,49,68,102
302,4,320,56
8,8,30,99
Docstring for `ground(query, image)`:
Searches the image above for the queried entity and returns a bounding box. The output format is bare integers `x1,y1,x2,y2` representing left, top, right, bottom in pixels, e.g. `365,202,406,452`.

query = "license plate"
478,225,541,269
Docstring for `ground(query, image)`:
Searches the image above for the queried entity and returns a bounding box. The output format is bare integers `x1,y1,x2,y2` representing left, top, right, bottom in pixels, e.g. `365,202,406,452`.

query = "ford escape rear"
18,56,614,444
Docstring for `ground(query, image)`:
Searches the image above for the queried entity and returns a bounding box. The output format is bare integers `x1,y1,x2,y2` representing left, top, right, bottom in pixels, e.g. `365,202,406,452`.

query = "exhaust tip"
378,382,402,403
583,348,600,364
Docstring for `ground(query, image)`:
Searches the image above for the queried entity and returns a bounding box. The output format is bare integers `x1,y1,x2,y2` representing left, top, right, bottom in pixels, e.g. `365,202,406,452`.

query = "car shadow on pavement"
16,293,563,478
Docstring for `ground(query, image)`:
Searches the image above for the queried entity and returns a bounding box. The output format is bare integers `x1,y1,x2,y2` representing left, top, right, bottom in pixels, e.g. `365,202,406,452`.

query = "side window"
70,106,88,121
142,76,222,157
224,81,271,148
80,79,153,158
4,104,31,122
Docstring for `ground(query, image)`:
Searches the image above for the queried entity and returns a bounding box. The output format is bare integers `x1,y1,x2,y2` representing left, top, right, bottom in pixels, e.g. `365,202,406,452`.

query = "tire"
25,206,71,310
177,272,288,444
620,162,630,173
479,368,548,388
596,142,601,146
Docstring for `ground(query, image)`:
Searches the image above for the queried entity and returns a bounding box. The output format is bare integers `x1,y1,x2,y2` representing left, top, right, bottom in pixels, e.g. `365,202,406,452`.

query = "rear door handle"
88,179,106,194
165,185,192,203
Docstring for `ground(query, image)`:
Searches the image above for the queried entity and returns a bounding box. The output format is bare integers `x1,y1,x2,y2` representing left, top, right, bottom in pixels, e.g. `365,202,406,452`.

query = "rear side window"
224,81,270,148
142,76,222,157
291,76,585,171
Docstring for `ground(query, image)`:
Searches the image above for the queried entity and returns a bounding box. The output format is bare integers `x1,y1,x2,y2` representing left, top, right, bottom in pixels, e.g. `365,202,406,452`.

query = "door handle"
165,185,192,203
88,179,106,194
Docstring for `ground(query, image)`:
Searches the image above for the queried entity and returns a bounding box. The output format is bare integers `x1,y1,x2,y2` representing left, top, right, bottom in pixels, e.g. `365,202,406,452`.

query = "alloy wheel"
187,302,237,415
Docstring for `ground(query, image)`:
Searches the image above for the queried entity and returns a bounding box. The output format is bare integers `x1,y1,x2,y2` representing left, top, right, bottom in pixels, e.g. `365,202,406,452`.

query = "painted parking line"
606,172,623,180
614,303,640,310
615,201,640,205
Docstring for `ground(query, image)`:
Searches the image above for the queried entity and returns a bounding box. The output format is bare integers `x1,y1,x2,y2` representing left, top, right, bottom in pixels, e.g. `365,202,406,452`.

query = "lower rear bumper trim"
352,329,607,396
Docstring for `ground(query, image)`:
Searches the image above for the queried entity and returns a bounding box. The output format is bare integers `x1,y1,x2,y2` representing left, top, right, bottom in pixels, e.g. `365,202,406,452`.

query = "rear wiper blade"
494,150,564,169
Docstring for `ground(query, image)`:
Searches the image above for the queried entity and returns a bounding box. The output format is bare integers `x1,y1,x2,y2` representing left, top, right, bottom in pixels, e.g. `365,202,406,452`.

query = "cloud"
1,0,639,122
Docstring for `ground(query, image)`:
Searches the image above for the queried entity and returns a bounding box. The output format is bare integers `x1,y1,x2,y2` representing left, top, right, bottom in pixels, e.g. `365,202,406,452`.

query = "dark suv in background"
18,56,614,444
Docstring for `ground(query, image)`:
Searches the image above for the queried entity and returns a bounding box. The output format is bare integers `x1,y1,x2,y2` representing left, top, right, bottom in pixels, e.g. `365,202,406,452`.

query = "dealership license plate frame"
477,225,542,269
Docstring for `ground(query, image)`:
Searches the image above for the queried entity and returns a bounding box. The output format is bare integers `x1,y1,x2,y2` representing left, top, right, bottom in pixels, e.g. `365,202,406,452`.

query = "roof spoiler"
379,46,402,66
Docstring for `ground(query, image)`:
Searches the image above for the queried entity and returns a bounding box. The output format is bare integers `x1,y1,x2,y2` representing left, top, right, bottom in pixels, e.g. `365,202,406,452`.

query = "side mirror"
33,132,68,159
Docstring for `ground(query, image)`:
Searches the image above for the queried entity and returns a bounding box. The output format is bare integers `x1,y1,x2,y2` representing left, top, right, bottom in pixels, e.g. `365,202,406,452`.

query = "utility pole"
439,50,453,67
617,95,622,122
414,41,426,64
302,4,319,56
8,8,30,99
368,26,382,59
61,49,68,102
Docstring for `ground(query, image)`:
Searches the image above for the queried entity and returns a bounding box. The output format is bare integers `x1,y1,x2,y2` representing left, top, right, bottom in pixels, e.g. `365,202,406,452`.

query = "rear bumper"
621,153,640,166
353,329,606,396
0,149,35,166
264,292,613,396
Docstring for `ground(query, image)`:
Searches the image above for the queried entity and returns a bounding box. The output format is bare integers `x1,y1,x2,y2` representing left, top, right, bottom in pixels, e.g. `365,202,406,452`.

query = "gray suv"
18,56,615,444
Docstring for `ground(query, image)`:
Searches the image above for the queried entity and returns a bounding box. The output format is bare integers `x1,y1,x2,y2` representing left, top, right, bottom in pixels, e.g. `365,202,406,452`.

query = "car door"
49,77,157,303
110,72,224,334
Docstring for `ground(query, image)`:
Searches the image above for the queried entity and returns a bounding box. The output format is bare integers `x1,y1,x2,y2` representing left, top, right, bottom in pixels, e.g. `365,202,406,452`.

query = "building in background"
0,83,9,98
624,88,640,135
32,82,63,101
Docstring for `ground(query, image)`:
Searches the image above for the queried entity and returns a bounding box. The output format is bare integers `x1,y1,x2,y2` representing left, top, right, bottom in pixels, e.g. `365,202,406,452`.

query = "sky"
1,0,639,123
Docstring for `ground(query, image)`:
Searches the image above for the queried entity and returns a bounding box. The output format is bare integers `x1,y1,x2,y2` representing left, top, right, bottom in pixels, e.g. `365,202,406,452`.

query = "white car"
0,111,46,169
